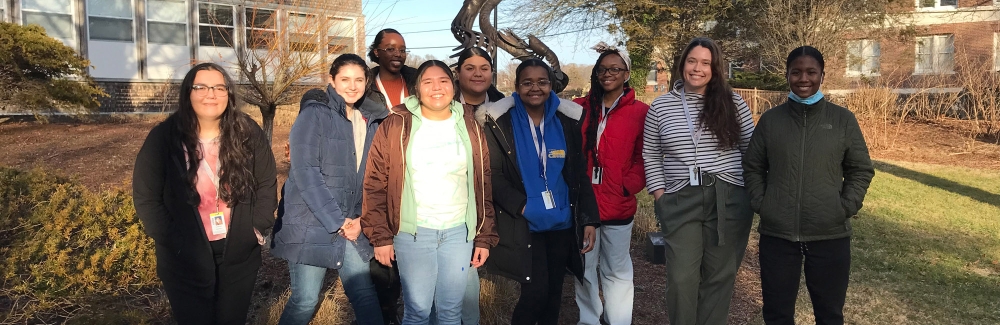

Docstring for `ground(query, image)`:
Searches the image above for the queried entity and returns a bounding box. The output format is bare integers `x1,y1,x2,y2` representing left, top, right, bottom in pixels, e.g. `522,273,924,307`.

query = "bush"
728,70,788,91
0,22,107,113
0,167,158,321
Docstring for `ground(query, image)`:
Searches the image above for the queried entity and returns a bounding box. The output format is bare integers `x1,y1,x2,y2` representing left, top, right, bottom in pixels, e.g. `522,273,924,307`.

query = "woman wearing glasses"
133,63,277,324
368,28,416,110
366,28,415,324
572,42,649,325
643,37,755,325
479,59,599,325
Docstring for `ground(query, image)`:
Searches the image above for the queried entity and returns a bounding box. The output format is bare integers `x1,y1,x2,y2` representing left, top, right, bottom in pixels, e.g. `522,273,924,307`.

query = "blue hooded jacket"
271,86,388,269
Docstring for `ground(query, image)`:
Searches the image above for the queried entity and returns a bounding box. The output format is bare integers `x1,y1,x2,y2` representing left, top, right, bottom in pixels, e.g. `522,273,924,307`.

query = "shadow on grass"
849,209,1000,324
873,161,1000,209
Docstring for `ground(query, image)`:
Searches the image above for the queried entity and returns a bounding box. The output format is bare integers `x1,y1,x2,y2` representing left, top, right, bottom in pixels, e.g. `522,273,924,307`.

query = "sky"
360,0,620,67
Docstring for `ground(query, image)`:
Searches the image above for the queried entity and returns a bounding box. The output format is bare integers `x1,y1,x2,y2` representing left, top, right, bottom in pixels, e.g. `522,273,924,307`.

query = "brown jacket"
361,102,498,249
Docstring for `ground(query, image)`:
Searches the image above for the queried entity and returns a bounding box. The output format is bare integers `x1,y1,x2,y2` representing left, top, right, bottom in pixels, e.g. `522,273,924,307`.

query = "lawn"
737,160,1000,325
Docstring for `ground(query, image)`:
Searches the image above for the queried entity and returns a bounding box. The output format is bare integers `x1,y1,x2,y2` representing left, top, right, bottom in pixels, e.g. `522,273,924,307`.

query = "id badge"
542,190,556,210
210,212,227,235
688,166,701,186
591,167,603,185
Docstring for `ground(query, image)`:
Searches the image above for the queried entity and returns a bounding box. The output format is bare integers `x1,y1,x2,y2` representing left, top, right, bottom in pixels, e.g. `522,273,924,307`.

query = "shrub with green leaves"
0,22,107,112
0,167,157,298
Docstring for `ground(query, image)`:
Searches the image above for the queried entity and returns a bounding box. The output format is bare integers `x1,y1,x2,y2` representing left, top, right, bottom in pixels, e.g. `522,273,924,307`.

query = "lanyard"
595,92,625,161
680,88,702,167
375,74,406,109
198,142,222,212
527,116,549,187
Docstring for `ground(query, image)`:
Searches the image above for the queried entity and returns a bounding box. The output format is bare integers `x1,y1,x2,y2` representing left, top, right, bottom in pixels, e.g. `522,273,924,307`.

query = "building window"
1,0,6,23
847,40,880,76
199,3,234,47
917,0,957,9
288,12,318,52
326,17,354,55
646,62,657,86
21,0,75,42
994,33,1000,71
87,0,134,42
245,8,276,50
915,35,954,74
147,0,187,46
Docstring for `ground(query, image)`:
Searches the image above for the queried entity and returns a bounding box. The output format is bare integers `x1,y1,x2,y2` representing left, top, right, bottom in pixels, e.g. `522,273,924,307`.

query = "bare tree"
215,0,359,142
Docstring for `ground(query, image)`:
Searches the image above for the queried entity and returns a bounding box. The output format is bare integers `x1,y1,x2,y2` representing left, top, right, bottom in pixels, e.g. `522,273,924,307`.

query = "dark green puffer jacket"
743,98,875,242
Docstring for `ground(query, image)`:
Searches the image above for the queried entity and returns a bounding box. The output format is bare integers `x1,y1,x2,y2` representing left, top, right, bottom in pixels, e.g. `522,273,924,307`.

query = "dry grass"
252,277,352,325
478,274,521,325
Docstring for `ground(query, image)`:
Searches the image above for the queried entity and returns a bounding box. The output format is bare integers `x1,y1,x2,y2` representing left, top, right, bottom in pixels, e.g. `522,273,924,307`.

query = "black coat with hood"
476,96,600,284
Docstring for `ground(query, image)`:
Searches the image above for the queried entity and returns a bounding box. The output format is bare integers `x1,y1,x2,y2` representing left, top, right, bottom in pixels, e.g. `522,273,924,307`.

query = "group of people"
132,27,875,325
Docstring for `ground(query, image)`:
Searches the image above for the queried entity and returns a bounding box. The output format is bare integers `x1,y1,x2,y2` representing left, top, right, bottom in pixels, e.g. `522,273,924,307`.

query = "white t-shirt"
408,114,469,229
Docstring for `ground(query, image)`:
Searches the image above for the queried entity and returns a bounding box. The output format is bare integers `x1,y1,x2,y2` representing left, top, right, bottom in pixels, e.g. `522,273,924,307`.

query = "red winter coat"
574,88,649,224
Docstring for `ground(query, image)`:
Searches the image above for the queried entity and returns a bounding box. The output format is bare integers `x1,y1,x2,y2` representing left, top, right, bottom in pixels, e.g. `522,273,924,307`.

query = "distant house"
827,0,1000,94
1,0,365,112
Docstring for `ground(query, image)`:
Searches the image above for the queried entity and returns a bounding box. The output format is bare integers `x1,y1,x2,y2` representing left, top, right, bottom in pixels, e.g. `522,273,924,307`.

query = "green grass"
756,160,1000,324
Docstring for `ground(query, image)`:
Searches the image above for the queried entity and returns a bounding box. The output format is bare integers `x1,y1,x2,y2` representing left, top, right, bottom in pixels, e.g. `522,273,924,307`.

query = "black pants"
759,235,851,325
371,259,402,323
162,240,261,325
512,228,576,325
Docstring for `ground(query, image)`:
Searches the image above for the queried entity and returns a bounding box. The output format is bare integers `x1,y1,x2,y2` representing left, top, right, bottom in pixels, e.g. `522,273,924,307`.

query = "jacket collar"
582,87,637,110
787,98,827,119
476,96,584,125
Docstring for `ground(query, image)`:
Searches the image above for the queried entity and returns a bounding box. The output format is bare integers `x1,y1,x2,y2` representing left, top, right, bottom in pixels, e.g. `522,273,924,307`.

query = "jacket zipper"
795,108,806,242
473,123,487,237
401,112,413,237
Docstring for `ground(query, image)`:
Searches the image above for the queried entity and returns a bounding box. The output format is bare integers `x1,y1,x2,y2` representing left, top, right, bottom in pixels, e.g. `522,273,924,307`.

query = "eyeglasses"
597,67,629,76
192,84,229,97
518,80,552,89
377,47,409,56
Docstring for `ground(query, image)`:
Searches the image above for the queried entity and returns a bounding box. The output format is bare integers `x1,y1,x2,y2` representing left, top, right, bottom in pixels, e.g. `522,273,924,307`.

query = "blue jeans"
429,267,480,325
395,226,474,325
278,242,384,325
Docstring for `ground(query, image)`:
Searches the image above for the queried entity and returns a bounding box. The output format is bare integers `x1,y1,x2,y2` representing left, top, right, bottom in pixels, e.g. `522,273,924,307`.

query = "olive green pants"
654,180,753,325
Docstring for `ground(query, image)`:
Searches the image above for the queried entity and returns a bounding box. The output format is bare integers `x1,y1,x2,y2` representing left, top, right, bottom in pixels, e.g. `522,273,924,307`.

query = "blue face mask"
789,90,824,105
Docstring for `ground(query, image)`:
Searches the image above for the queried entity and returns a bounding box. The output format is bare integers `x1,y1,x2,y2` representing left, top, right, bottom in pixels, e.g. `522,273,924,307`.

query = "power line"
536,26,605,38
365,28,450,36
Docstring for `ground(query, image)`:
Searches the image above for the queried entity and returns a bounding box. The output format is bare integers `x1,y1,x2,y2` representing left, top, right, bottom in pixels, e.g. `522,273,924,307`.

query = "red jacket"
574,88,649,224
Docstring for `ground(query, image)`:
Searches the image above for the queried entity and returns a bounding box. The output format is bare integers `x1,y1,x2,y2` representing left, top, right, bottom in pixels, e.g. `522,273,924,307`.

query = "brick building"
827,0,1000,94
1,0,365,112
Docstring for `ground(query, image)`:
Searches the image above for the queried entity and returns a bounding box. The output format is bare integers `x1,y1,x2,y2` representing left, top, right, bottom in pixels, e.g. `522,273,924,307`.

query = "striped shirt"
642,82,755,194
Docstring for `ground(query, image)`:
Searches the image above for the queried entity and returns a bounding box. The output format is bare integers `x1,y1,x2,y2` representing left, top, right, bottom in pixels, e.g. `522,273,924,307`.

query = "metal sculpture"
450,0,570,93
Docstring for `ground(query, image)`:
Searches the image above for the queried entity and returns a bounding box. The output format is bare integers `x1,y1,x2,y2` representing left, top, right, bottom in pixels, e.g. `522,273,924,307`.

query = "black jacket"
743,99,874,242
365,65,418,109
476,96,600,283
132,115,278,293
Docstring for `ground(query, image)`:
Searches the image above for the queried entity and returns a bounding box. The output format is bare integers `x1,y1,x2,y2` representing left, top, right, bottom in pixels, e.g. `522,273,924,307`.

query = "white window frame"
1,0,7,23
245,7,277,50
916,0,957,10
198,2,236,48
86,0,136,42
287,11,319,53
21,0,77,44
325,16,355,56
914,35,955,75
146,0,188,46
846,39,880,77
994,33,1000,71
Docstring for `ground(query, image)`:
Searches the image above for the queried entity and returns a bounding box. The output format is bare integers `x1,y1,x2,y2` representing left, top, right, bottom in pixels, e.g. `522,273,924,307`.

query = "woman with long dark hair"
361,60,497,325
480,58,599,325
270,54,388,325
455,47,505,110
642,37,755,325
427,46,505,325
572,42,649,325
743,46,874,325
133,62,277,324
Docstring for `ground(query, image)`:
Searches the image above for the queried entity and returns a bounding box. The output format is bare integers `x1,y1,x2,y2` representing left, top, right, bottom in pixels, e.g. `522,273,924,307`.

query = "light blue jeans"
395,226,474,325
278,243,384,325
429,267,480,325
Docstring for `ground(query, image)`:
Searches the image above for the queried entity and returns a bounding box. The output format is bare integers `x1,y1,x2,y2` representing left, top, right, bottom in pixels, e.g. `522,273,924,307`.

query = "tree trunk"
261,104,276,145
